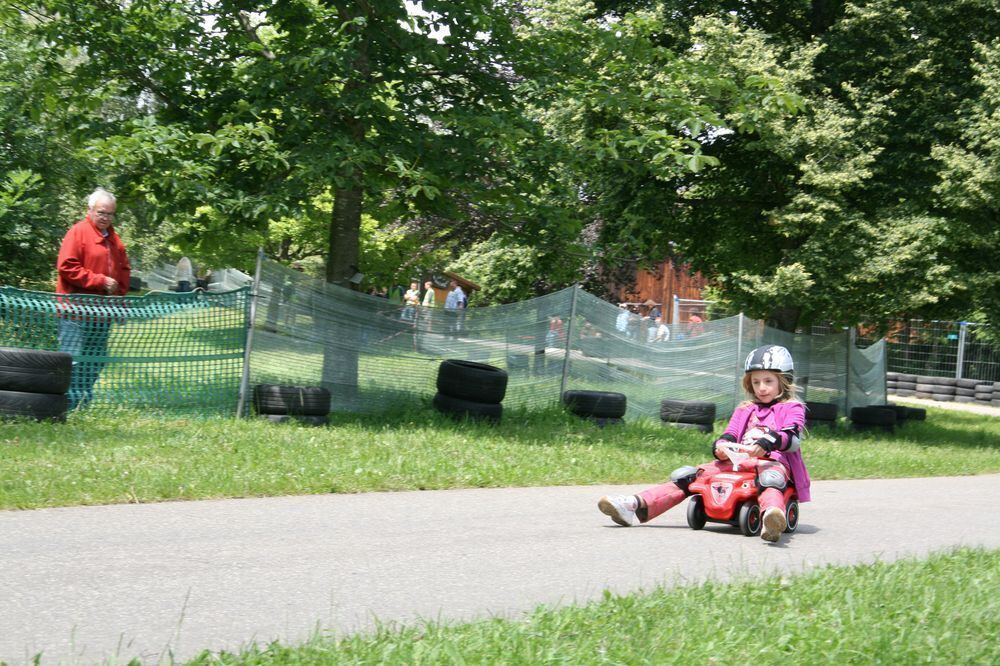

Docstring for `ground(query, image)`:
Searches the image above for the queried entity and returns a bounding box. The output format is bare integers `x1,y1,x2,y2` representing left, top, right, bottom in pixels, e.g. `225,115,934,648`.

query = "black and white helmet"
744,345,794,377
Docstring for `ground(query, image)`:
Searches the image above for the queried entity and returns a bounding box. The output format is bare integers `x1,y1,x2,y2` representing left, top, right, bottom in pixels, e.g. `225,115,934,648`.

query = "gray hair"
87,188,116,209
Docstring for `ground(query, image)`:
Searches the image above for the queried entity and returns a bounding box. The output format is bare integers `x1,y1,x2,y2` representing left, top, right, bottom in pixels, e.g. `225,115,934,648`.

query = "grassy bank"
187,547,1000,665
2,404,998,510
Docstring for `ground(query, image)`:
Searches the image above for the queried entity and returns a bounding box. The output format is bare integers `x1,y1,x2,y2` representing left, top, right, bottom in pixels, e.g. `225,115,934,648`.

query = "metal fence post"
845,326,856,415
559,284,580,400
672,294,680,328
236,248,265,418
733,313,744,407
956,321,968,380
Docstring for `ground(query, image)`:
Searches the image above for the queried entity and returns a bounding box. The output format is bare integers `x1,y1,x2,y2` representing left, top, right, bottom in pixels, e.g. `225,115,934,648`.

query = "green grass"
2,403,998,510
184,547,1000,665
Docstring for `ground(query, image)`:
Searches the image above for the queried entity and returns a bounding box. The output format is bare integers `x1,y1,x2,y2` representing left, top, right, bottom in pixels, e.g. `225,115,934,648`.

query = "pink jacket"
722,400,812,502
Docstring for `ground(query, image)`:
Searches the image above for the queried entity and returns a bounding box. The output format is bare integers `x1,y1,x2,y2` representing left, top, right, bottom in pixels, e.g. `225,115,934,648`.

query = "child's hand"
745,444,766,458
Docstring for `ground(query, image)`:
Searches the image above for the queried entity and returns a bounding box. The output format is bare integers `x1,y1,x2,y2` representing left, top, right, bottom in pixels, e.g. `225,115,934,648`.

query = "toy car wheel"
739,503,761,537
686,495,706,530
785,499,799,533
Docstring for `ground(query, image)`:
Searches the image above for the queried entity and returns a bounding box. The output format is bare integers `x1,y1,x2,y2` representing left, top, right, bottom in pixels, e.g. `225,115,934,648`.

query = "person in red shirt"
56,188,131,408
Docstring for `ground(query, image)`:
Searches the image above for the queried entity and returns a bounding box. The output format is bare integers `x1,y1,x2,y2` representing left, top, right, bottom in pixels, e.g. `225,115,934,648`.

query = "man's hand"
104,277,118,294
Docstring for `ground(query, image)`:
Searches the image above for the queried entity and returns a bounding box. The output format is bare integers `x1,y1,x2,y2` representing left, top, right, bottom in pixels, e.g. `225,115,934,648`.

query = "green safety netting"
249,257,885,419
0,287,249,414
0,255,885,418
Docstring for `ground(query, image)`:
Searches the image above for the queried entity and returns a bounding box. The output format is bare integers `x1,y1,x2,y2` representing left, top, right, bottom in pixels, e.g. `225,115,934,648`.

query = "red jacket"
56,216,131,296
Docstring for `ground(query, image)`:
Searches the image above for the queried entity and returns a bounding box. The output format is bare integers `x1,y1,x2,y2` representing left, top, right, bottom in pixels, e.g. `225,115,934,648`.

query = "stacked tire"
434,360,507,423
0,347,71,422
886,372,917,397
660,399,715,433
913,375,957,402
253,384,330,425
970,380,1000,407
562,390,627,426
850,405,897,433
979,381,1000,407
805,401,838,428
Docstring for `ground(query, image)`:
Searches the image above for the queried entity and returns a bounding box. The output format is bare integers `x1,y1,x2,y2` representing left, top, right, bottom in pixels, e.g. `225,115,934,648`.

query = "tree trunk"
321,184,364,405
325,185,362,286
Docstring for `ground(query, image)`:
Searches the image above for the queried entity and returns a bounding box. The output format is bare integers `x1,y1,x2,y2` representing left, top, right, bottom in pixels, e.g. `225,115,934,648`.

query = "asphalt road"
3,474,1000,664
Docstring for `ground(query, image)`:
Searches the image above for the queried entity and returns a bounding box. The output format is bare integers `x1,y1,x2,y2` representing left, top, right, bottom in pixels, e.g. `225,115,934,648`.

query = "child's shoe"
761,506,787,542
598,495,639,527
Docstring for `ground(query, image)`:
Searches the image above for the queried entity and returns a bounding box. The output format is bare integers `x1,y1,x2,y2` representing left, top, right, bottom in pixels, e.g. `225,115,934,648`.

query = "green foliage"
2,404,998,510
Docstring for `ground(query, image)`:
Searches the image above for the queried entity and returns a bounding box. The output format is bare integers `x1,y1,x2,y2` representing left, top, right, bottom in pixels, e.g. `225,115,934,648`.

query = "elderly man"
56,188,131,407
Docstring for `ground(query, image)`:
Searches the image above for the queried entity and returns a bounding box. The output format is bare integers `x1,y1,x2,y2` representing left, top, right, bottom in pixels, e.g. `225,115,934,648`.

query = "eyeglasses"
94,210,116,219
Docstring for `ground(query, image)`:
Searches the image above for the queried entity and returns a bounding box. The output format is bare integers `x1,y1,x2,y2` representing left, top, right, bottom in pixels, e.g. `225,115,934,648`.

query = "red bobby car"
686,466,799,537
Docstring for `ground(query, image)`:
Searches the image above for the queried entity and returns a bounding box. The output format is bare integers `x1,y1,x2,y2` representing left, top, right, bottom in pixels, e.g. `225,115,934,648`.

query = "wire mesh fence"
0,254,897,418
245,257,885,419
856,320,1000,383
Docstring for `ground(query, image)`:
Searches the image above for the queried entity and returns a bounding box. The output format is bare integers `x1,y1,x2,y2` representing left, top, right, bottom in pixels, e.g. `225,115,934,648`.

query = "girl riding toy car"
684,443,799,536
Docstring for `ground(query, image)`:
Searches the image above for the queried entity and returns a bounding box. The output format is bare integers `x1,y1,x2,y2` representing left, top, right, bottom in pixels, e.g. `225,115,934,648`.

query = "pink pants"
636,458,790,523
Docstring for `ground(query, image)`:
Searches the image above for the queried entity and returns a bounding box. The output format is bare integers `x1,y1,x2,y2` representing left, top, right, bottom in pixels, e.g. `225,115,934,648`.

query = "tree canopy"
2,0,997,329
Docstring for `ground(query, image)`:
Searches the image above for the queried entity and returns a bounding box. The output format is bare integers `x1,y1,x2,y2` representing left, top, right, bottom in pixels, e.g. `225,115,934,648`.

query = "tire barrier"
850,405,897,433
0,347,72,422
563,390,627,419
436,360,508,405
887,372,999,407
433,360,507,423
805,401,838,428
660,399,715,433
252,384,330,416
432,392,503,423
0,389,69,422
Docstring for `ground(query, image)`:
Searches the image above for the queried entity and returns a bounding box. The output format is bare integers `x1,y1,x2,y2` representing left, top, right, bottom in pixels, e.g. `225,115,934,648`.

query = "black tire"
929,385,956,395
895,389,915,397
896,374,917,383
955,396,976,403
0,347,72,395
903,406,926,420
253,384,330,416
739,503,761,537
687,495,707,530
433,392,502,423
563,390,627,418
915,383,937,393
896,381,917,390
663,421,713,433
887,404,910,422
931,393,955,402
957,378,981,390
785,499,799,533
955,387,975,397
974,392,993,401
437,359,508,404
916,375,956,387
886,372,900,381
805,401,838,421
0,389,68,422
886,381,898,390
914,391,932,399
660,399,716,424
850,406,896,426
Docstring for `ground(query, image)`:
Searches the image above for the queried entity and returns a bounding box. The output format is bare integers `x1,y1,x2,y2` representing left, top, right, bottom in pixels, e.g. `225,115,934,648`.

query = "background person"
444,280,466,336
56,188,131,408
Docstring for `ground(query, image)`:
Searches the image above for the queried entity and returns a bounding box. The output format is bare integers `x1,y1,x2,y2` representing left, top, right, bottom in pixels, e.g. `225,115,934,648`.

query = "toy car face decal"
711,482,733,504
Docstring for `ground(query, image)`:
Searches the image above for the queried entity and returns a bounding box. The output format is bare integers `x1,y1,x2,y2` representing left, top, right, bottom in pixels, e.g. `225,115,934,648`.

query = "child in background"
598,345,810,543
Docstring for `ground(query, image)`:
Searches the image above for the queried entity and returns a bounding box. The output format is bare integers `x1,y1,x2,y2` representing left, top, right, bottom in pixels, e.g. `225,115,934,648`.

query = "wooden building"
612,258,710,323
